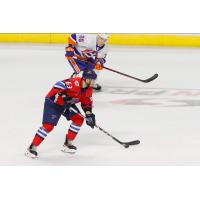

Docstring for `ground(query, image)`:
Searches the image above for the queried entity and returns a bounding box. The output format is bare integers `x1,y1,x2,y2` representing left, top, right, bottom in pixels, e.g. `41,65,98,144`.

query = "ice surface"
1,43,200,165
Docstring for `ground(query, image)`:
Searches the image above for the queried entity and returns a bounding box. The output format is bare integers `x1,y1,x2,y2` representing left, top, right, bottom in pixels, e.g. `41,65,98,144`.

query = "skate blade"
25,151,38,159
92,90,101,93
61,148,76,154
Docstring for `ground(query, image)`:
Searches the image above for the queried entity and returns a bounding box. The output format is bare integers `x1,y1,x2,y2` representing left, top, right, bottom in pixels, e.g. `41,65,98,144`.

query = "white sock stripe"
70,124,81,129
69,127,79,133
36,130,47,138
69,126,80,132
39,127,48,135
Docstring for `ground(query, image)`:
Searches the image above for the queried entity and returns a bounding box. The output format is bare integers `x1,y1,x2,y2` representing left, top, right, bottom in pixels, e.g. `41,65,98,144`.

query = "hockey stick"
69,107,140,148
73,56,158,83
103,66,158,83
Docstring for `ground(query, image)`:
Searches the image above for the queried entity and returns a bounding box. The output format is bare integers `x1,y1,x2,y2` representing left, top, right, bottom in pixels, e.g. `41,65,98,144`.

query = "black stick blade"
127,140,140,145
122,140,140,148
143,73,158,83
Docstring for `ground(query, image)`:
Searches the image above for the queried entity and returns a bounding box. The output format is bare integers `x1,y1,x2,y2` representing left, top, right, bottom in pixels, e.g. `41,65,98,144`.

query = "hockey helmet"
97,33,109,40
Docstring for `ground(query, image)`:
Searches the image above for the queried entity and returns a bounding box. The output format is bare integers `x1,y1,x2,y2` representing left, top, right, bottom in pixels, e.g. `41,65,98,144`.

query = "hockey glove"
85,113,96,129
95,63,103,70
95,58,106,65
94,58,105,70
59,93,73,109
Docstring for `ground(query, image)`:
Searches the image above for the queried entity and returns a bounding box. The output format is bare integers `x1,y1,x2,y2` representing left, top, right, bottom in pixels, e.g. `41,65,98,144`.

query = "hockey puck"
135,140,140,144
124,144,129,148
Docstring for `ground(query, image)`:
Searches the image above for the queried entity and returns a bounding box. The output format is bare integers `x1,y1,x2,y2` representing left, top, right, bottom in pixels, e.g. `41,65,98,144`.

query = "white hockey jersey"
68,33,108,60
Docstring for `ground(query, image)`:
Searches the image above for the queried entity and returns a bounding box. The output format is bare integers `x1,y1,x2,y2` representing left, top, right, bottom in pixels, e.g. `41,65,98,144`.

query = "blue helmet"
82,70,97,80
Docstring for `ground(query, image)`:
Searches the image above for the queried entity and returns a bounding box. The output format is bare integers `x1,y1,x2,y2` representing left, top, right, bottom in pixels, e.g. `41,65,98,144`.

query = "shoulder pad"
53,81,66,90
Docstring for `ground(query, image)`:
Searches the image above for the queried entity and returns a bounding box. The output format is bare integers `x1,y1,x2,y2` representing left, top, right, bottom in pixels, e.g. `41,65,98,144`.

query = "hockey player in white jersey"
65,33,109,91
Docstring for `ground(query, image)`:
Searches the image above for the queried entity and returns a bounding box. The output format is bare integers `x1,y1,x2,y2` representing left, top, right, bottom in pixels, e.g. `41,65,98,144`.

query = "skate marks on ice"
101,86,200,107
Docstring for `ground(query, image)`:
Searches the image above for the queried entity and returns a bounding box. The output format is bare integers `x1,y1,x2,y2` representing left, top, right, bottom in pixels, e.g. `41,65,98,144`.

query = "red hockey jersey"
46,77,93,112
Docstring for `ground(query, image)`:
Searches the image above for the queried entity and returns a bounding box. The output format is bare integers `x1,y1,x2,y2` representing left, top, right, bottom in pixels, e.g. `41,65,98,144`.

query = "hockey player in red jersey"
25,70,97,158
65,33,109,91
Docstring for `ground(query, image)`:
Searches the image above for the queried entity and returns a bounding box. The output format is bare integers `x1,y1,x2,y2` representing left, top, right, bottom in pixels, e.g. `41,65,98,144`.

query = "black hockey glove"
85,113,96,129
60,94,73,109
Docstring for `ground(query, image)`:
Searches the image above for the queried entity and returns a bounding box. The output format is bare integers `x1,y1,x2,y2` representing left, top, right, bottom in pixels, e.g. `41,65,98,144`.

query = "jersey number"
66,82,72,89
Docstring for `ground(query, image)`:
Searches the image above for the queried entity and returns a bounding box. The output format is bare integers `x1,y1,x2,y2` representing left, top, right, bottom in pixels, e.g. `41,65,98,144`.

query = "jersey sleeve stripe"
74,47,81,56
54,81,66,90
68,57,81,73
68,36,77,46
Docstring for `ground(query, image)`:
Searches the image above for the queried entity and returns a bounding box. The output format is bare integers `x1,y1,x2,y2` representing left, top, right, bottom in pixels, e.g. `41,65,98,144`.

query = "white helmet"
97,33,109,40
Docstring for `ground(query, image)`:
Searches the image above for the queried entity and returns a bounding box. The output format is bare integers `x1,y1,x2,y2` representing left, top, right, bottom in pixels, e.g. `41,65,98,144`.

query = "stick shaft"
73,57,158,83
103,66,158,83
69,107,124,146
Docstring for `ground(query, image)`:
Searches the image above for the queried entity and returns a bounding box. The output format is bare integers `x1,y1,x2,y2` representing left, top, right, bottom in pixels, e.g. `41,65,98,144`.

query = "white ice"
1,43,200,165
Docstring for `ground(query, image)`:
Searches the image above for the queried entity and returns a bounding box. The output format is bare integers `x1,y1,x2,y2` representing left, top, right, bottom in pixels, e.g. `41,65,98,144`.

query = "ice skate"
61,139,77,154
25,144,38,159
92,83,102,91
